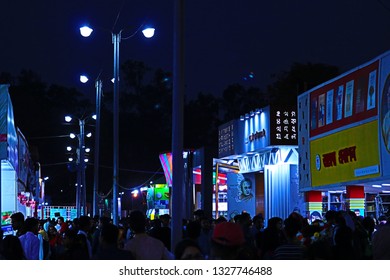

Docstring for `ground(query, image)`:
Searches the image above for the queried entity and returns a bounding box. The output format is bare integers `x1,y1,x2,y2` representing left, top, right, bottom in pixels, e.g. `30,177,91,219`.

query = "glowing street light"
80,22,155,225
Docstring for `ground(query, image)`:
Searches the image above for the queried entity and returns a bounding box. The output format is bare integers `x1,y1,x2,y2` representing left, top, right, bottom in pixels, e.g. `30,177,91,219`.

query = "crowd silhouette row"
1,208,389,260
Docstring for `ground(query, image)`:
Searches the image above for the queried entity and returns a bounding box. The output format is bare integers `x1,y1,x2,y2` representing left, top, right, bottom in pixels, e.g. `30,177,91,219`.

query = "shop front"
1,85,38,235
217,105,301,223
298,50,390,220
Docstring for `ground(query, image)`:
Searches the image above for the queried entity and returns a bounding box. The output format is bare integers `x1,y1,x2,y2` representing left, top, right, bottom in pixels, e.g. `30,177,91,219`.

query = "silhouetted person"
77,215,93,259
93,223,135,260
11,212,25,237
2,235,26,260
19,217,40,260
123,210,174,259
56,229,89,260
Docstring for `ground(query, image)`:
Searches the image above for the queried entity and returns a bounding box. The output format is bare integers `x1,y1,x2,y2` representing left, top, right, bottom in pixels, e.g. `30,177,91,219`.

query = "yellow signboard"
310,121,380,186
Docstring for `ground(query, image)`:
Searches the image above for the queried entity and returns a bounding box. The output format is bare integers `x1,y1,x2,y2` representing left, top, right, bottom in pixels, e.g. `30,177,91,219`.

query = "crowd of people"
0,208,389,260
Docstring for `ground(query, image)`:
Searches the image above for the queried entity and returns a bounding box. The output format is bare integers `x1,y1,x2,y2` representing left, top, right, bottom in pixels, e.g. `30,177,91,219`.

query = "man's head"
57,216,65,225
128,210,146,234
100,223,120,246
11,212,25,231
193,209,205,221
24,217,39,235
79,215,92,232
240,178,252,196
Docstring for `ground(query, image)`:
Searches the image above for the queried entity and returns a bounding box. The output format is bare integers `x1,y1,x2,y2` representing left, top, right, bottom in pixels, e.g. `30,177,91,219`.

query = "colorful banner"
309,60,379,137
310,120,380,187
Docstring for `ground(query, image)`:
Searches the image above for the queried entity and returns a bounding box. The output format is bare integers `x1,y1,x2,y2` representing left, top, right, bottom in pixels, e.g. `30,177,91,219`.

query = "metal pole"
76,151,81,217
171,0,185,250
112,32,121,225
93,79,102,217
79,119,86,216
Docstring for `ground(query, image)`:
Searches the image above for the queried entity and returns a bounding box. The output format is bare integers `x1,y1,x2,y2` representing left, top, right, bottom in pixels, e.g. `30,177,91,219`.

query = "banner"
310,121,380,187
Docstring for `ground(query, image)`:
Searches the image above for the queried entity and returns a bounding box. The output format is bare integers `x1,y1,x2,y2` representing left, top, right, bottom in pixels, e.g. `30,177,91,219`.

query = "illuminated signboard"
218,120,236,158
270,106,298,146
310,120,380,187
310,60,379,137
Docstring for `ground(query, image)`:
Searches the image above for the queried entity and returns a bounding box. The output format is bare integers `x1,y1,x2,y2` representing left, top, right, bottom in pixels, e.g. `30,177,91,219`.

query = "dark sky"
2,0,390,100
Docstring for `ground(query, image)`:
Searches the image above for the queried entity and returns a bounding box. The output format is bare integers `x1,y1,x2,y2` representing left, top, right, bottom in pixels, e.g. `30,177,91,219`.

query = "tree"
267,62,340,105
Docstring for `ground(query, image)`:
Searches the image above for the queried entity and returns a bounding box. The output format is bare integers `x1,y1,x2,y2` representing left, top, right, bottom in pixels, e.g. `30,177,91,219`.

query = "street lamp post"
80,24,155,225
79,118,87,216
79,75,102,217
93,79,102,217
112,31,120,225
66,116,93,217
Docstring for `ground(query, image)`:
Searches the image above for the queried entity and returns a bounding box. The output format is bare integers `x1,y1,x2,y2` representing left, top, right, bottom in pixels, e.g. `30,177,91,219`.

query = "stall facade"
298,50,390,219
217,105,300,223
1,84,38,234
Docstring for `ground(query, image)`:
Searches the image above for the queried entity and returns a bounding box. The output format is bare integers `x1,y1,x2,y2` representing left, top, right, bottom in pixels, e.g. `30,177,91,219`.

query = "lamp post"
66,116,93,217
80,24,155,225
80,75,103,218
93,79,102,217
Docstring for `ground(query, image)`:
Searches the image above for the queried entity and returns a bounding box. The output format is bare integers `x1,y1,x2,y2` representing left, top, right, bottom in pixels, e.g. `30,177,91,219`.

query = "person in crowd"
92,215,111,256
251,213,265,257
174,238,204,260
362,216,376,242
197,216,213,259
56,216,68,235
77,215,93,259
332,214,356,259
193,209,205,222
209,221,247,260
273,216,307,260
11,212,25,237
0,228,3,259
38,219,50,260
215,216,227,224
93,223,135,260
372,215,390,260
149,214,172,251
71,217,80,233
258,216,285,259
19,217,40,260
183,220,201,241
47,223,62,259
56,228,89,260
123,210,174,259
321,210,337,246
2,235,26,260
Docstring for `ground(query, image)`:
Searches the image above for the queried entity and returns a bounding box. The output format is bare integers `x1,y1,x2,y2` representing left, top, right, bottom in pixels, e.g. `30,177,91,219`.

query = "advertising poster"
318,93,325,127
355,76,367,114
227,172,255,219
367,70,377,110
336,85,344,121
326,89,334,125
344,80,354,118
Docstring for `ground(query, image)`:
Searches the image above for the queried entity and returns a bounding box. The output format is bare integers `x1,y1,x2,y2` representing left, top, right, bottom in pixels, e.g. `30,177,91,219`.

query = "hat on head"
212,222,245,247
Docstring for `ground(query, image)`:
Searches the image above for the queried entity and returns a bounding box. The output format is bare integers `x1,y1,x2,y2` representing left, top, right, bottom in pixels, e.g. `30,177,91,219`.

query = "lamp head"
142,27,155,38
80,26,93,37
80,75,89,83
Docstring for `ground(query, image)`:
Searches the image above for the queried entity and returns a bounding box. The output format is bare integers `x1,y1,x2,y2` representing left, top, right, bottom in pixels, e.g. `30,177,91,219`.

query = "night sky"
2,1,390,203
1,1,390,100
